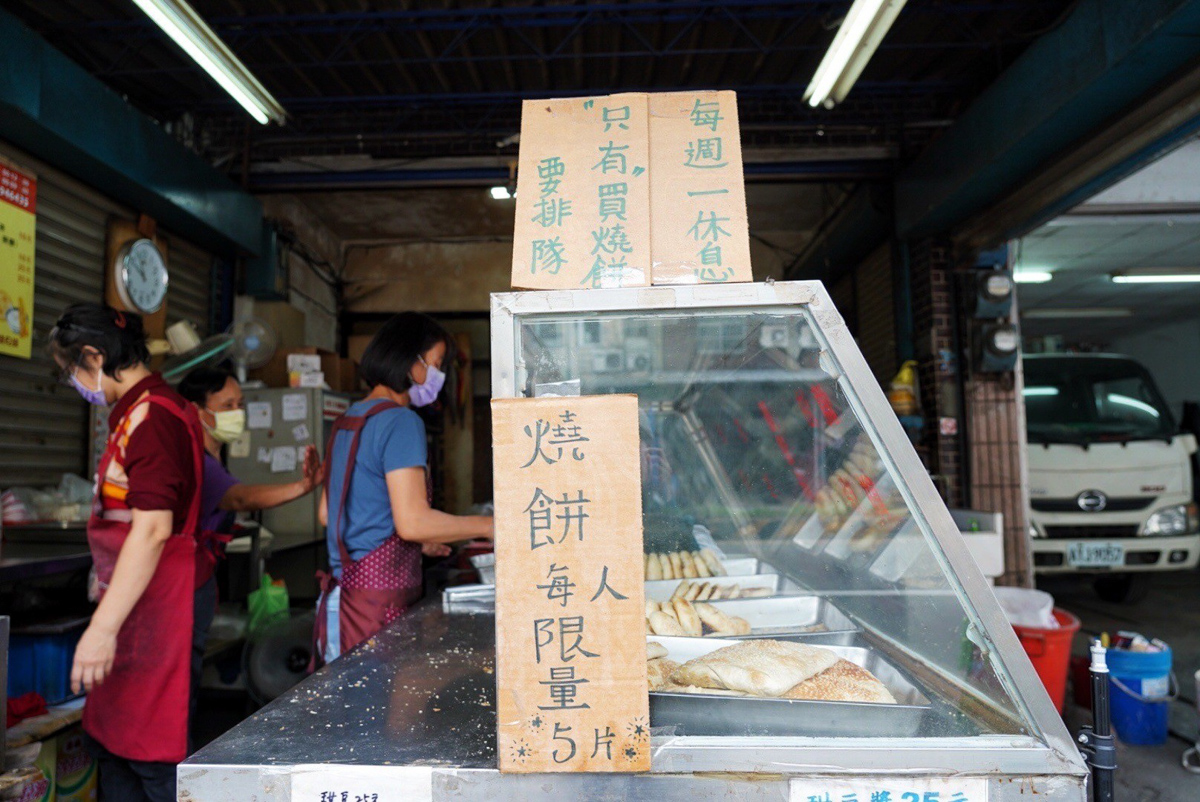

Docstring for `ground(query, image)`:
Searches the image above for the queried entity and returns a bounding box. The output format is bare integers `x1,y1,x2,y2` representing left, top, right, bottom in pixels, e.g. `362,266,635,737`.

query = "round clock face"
118,239,168,314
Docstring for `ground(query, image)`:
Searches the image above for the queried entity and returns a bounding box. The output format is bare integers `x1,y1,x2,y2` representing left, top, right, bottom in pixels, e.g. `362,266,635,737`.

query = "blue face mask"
409,357,446,407
71,367,108,406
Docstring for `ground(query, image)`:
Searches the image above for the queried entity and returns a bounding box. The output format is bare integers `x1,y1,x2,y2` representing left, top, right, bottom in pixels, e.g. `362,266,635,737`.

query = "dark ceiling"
3,0,1075,175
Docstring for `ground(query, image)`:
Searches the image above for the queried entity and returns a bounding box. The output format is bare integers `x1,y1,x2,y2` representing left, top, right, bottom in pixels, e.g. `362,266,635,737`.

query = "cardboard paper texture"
511,94,651,290
649,90,752,285
492,395,649,773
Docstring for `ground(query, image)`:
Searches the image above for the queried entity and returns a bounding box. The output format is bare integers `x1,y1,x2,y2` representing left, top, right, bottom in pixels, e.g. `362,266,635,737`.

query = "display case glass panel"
502,292,1041,741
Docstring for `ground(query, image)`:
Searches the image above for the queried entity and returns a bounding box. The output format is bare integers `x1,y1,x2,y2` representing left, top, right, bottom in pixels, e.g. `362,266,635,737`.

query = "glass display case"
491,281,1087,784
181,281,1086,801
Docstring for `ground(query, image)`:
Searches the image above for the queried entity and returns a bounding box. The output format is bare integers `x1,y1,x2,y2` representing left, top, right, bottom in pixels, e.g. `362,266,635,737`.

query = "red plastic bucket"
1012,608,1081,713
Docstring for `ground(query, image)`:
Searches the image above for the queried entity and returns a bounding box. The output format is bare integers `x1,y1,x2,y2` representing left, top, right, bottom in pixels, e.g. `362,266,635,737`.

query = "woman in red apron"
49,303,203,802
313,312,492,667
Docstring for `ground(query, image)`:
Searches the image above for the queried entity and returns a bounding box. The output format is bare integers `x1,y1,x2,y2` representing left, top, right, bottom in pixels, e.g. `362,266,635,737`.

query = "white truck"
1024,353,1199,603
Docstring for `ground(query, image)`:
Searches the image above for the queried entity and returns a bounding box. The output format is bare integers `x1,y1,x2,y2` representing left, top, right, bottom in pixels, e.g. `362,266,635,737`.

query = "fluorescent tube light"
490,186,514,200
1022,387,1059,397
1014,270,1053,284
1023,308,1131,319
804,0,908,108
1111,272,1200,284
132,0,285,125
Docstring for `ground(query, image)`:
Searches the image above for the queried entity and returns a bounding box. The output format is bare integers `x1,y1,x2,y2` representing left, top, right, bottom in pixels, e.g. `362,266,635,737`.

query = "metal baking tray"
644,572,782,602
706,596,860,641
648,636,931,737
715,556,762,575
442,583,495,612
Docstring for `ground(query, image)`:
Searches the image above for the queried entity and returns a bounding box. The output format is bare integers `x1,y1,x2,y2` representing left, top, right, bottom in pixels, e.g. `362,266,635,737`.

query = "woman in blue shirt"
315,312,492,664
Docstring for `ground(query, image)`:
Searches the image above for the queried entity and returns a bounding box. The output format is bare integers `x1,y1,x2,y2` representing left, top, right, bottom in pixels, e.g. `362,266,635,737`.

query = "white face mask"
204,408,246,444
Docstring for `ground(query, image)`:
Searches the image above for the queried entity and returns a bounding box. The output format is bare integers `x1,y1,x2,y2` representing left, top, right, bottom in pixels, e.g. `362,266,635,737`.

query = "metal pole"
1078,639,1116,802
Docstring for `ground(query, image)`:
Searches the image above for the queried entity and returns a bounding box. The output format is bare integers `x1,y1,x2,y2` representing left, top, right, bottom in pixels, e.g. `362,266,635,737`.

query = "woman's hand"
299,445,322,494
71,622,118,694
421,542,452,558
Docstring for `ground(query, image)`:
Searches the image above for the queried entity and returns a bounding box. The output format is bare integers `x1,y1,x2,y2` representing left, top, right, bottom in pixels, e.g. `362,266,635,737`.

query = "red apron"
312,401,423,670
82,393,203,764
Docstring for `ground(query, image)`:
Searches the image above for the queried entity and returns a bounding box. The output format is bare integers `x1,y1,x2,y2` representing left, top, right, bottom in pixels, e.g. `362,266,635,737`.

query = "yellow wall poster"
0,159,36,359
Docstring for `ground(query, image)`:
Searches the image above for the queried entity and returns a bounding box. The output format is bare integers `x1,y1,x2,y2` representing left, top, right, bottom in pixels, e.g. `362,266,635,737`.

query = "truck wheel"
1093,574,1151,604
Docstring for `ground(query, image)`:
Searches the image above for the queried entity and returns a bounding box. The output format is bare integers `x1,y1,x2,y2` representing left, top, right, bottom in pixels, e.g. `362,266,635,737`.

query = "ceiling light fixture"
131,0,285,125
804,0,908,108
1023,308,1132,319
1014,269,1053,284
1111,271,1200,284
490,186,514,200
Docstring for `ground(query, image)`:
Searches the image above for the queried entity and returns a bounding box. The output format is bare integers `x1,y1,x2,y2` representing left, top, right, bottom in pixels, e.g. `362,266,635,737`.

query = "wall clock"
114,237,169,314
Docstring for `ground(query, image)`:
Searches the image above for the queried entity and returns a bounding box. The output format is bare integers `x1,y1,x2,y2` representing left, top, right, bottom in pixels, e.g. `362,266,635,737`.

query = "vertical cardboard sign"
511,94,651,290
649,90,752,285
0,159,36,358
492,395,649,773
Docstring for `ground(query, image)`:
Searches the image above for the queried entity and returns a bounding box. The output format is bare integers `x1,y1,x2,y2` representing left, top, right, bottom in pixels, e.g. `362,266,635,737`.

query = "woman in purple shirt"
177,367,321,739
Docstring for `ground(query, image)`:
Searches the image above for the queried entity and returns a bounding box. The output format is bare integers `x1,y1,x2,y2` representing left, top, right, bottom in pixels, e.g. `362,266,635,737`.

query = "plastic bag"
247,575,289,636
993,586,1058,629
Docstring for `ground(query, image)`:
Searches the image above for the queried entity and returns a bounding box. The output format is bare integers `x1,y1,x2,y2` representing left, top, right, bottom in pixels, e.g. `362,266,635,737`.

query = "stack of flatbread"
645,549,726,580
668,580,772,601
814,435,892,533
645,598,751,637
646,639,896,704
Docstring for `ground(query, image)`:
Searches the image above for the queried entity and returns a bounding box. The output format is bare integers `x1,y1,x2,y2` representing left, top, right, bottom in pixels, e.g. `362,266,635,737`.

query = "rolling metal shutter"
0,147,125,489
167,237,212,336
0,142,215,489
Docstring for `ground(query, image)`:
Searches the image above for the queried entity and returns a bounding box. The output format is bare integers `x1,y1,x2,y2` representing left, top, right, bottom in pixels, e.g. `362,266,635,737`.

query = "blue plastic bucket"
1107,646,1175,746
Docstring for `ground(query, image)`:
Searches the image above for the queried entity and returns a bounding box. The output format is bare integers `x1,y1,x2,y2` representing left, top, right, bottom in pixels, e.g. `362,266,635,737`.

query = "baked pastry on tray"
647,658,681,691
671,640,838,697
782,658,897,704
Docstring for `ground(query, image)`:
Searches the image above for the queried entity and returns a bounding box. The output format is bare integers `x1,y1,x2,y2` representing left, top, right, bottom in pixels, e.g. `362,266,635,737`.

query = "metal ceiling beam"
895,0,1200,242
245,160,892,192
180,81,959,114
92,36,1003,80
0,7,261,257
59,1,1023,39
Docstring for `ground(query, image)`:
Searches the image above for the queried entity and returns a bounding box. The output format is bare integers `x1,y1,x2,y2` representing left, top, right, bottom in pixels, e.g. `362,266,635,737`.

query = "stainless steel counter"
188,598,498,771
181,598,1087,801
0,542,92,583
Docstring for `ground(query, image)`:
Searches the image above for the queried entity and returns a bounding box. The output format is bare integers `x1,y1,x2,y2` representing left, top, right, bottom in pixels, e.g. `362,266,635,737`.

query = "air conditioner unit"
626,350,653,372
759,323,790,350
591,349,624,372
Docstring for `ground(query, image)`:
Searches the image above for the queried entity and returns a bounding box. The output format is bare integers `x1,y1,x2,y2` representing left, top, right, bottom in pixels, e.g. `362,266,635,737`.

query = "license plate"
1067,542,1125,568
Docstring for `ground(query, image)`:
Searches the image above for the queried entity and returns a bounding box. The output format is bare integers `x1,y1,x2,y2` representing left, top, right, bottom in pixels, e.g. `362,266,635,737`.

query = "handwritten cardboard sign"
492,395,649,773
511,94,651,290
649,90,752,285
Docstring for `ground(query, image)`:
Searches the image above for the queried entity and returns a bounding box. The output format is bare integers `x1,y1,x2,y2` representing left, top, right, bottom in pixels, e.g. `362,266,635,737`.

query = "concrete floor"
1039,570,1200,801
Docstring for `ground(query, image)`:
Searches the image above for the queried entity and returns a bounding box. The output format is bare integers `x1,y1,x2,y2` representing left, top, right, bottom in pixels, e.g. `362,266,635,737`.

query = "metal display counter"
182,283,1088,800
182,594,1085,801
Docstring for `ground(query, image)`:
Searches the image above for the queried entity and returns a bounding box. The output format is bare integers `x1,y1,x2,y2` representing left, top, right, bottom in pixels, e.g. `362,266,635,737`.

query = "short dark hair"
359,312,455,394
48,303,149,376
178,367,235,406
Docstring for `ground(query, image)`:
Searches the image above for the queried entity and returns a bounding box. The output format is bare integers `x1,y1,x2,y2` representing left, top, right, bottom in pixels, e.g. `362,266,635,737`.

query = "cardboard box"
252,347,360,392
286,353,322,375
292,371,325,388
